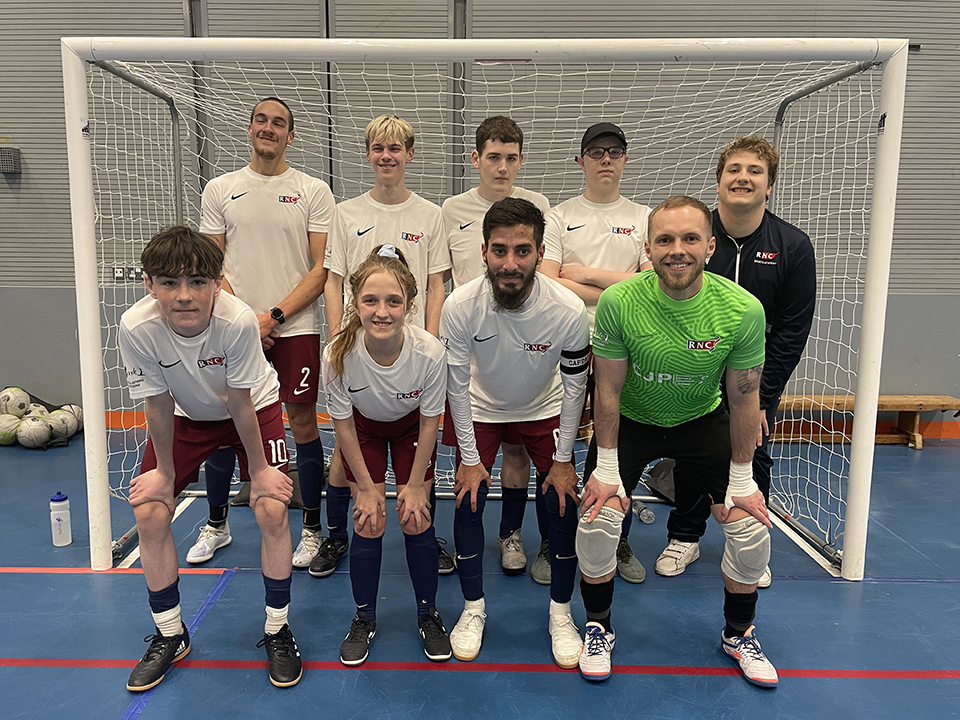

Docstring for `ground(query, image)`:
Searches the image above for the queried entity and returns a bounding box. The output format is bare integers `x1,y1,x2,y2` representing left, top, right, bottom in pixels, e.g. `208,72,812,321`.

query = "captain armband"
559,345,590,375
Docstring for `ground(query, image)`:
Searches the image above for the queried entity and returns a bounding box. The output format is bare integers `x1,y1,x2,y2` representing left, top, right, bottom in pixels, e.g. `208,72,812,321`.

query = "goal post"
61,37,908,576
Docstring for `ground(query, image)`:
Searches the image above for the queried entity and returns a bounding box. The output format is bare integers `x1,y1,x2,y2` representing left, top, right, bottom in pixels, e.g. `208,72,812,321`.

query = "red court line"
0,567,226,575
2,657,958,679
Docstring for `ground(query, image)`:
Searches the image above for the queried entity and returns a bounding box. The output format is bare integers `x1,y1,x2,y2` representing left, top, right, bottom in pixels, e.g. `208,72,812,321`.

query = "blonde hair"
326,245,418,382
365,114,415,151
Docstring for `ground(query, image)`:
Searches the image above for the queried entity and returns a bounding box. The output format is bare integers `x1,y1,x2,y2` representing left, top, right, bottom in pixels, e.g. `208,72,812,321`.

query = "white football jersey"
119,291,280,421
440,275,589,423
324,191,450,330
323,324,446,423
199,166,335,336
441,187,550,288
543,195,652,331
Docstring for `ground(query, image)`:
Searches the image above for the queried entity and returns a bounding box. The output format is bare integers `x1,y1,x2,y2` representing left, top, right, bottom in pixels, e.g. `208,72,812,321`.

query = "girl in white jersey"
322,245,451,666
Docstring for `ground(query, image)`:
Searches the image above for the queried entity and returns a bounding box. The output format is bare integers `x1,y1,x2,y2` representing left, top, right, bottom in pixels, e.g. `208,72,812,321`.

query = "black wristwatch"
270,306,286,325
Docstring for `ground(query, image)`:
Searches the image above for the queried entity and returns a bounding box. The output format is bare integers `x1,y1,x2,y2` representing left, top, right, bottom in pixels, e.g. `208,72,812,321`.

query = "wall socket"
113,266,142,282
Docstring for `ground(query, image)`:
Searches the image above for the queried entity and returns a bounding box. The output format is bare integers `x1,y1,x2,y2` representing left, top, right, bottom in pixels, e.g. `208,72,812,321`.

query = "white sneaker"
548,611,582,669
450,602,486,661
757,565,772,589
186,522,232,564
721,626,779,687
498,529,526,576
292,528,323,568
579,622,615,681
655,539,700,576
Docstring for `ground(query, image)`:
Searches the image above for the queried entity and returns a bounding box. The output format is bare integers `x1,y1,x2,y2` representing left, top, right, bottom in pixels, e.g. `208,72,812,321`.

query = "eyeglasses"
582,146,626,161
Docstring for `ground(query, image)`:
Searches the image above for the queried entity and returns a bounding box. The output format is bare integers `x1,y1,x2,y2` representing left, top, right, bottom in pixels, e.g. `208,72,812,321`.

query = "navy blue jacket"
707,209,816,410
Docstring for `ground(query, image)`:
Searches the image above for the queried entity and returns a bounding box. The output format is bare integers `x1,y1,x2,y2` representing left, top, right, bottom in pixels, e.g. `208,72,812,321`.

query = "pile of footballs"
0,386,83,449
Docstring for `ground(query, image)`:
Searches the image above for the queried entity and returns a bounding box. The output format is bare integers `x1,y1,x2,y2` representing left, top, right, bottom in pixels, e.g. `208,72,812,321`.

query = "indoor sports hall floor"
2,435,958,719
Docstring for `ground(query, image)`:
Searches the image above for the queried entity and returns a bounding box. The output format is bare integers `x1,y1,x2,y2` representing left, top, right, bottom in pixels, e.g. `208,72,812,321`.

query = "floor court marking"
118,568,235,720
1,656,957,680
0,567,225,575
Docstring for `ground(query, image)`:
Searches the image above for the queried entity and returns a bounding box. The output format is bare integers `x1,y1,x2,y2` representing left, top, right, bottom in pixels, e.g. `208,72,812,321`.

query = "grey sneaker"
531,539,551,585
757,565,772,589
616,537,646,583
654,539,700,577
291,527,322,568
498,529,526,576
450,603,486,661
186,522,232,564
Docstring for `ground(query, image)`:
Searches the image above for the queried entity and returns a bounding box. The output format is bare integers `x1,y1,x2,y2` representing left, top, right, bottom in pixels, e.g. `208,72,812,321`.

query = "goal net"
62,38,907,575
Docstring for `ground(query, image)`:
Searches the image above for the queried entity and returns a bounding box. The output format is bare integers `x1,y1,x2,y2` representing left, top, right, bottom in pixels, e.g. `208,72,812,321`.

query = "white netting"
85,54,881,559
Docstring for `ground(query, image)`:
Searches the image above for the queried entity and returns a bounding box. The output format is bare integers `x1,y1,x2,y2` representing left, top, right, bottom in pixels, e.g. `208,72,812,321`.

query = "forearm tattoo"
732,363,764,395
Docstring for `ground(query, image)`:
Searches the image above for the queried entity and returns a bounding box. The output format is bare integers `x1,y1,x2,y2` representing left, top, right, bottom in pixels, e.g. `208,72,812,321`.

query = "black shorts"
586,405,731,504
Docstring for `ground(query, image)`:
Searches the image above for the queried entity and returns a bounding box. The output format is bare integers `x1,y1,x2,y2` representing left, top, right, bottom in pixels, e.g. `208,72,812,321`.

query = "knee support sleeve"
720,516,770,585
575,506,625,579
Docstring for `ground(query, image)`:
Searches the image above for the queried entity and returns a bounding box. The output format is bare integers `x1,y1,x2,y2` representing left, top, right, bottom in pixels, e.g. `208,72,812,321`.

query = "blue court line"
118,569,236,720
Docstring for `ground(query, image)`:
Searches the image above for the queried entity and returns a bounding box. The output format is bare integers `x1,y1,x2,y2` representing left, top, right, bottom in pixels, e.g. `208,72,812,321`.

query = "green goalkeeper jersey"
592,270,766,427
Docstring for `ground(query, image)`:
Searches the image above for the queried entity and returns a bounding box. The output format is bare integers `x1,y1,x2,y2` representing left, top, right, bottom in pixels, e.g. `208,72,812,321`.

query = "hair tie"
378,244,399,259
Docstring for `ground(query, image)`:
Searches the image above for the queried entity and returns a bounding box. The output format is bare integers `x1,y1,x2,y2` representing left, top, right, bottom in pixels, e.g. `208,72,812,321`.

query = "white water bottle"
50,491,72,547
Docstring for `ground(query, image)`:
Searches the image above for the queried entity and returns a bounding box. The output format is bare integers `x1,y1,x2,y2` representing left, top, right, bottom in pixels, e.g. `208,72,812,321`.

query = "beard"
486,265,537,311
653,255,706,294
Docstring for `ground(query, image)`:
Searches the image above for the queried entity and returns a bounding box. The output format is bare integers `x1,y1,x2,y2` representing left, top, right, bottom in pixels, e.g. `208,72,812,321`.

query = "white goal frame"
61,37,907,576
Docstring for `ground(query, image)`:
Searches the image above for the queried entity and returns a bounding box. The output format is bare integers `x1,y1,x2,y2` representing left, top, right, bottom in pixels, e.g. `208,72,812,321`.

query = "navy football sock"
499,487,528,539
326,485,352,541
404,526,439,617
349,534,383,621
453,483,488,601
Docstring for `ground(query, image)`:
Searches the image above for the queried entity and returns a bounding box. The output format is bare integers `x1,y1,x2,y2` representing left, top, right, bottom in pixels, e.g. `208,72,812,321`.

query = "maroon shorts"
140,400,289,496
444,409,559,475
265,334,322,405
340,408,437,486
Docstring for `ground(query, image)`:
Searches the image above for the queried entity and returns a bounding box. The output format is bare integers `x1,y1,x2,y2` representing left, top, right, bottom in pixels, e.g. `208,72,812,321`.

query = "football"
0,387,30,418
17,415,52,448
0,414,20,445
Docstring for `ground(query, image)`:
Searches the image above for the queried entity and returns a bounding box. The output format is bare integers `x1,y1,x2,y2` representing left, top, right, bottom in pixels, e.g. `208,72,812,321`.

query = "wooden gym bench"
774,394,960,450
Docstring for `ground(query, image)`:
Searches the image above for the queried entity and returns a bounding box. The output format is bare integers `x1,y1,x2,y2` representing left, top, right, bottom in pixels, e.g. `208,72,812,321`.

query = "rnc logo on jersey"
278,194,302,204
397,387,425,400
686,335,721,352
197,355,226,368
755,251,780,265
400,231,424,243
523,342,553,353
610,225,636,235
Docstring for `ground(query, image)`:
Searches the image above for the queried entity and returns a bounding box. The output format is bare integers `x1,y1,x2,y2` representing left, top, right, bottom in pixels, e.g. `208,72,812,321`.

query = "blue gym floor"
2,437,958,719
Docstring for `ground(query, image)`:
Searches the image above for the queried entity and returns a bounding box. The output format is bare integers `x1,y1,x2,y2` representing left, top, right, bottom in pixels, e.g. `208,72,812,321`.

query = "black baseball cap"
580,122,627,155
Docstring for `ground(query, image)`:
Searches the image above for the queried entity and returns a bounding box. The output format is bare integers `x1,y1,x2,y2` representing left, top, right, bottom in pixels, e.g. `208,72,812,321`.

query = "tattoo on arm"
732,363,764,395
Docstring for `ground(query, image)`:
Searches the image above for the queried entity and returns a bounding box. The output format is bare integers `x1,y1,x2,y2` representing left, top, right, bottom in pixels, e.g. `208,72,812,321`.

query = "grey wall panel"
330,0,450,38
880,294,960,397
0,2,186,288
0,288,82,402
205,0,326,36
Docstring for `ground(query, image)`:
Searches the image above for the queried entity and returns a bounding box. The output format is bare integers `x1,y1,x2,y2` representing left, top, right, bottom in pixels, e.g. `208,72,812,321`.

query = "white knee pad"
576,506,625,578
721,516,770,585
